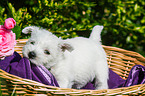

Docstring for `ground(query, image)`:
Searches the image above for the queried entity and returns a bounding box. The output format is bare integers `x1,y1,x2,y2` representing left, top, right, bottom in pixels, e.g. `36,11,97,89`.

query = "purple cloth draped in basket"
0,52,59,87
0,52,145,89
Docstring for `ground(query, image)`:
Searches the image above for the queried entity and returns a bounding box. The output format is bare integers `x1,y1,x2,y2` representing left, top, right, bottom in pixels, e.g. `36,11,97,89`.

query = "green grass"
0,78,17,96
0,83,2,96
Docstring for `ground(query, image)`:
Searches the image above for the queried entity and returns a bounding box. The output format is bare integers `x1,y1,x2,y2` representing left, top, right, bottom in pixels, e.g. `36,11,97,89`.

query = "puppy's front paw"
57,80,72,88
95,82,108,90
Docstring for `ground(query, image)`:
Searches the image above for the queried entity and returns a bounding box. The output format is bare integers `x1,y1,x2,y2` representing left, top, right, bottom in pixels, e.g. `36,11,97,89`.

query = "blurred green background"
0,0,145,56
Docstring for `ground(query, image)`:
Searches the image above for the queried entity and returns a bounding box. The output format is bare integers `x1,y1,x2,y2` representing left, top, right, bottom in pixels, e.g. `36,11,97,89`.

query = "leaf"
0,7,5,16
0,82,2,96
134,4,138,12
126,36,131,43
12,26,21,39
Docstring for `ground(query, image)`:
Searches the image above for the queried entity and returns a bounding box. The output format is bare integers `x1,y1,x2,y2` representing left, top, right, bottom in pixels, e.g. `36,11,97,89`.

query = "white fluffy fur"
22,25,109,89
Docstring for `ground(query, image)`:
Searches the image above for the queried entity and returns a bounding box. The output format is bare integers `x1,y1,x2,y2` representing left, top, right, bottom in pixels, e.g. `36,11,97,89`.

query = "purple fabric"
83,65,145,89
0,52,145,89
124,65,145,87
108,69,125,89
0,52,59,87
82,69,125,89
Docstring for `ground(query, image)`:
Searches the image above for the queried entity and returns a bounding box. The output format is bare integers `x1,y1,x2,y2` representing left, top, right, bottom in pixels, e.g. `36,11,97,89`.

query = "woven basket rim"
0,68,145,95
102,45,145,59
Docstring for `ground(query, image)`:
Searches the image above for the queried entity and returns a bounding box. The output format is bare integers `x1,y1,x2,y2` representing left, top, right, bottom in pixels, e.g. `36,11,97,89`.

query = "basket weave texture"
0,39,145,96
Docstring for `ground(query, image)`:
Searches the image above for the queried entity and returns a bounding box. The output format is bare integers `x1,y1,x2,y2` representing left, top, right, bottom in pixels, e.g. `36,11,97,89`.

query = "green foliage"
22,0,97,38
0,0,145,56
0,2,32,39
12,26,21,39
0,77,17,96
98,0,145,56
0,83,2,96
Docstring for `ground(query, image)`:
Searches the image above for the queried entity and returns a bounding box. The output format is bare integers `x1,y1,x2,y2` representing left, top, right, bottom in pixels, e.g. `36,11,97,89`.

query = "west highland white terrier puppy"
22,25,108,89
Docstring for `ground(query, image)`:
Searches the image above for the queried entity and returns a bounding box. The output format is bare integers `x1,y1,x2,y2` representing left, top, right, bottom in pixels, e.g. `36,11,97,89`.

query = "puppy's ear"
22,26,34,34
59,42,74,52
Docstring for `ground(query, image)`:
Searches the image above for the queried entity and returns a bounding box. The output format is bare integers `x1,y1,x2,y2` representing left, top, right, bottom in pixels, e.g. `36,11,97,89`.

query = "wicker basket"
0,39,145,96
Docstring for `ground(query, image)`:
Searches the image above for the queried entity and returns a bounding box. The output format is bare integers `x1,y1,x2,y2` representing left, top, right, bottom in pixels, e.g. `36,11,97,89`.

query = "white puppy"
22,25,108,89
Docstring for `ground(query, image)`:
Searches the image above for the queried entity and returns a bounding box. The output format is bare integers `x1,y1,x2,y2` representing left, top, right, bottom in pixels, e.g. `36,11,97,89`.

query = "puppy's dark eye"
44,50,50,55
30,41,35,45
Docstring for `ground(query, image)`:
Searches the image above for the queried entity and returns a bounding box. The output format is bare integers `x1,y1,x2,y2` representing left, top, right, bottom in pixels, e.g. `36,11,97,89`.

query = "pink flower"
4,18,16,30
0,25,16,59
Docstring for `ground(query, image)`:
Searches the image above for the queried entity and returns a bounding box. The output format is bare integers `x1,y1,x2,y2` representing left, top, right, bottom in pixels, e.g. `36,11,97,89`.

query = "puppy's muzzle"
28,51,36,59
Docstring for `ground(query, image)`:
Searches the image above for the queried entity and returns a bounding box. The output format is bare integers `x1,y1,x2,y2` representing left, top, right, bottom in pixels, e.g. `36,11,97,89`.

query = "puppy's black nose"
28,51,36,59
